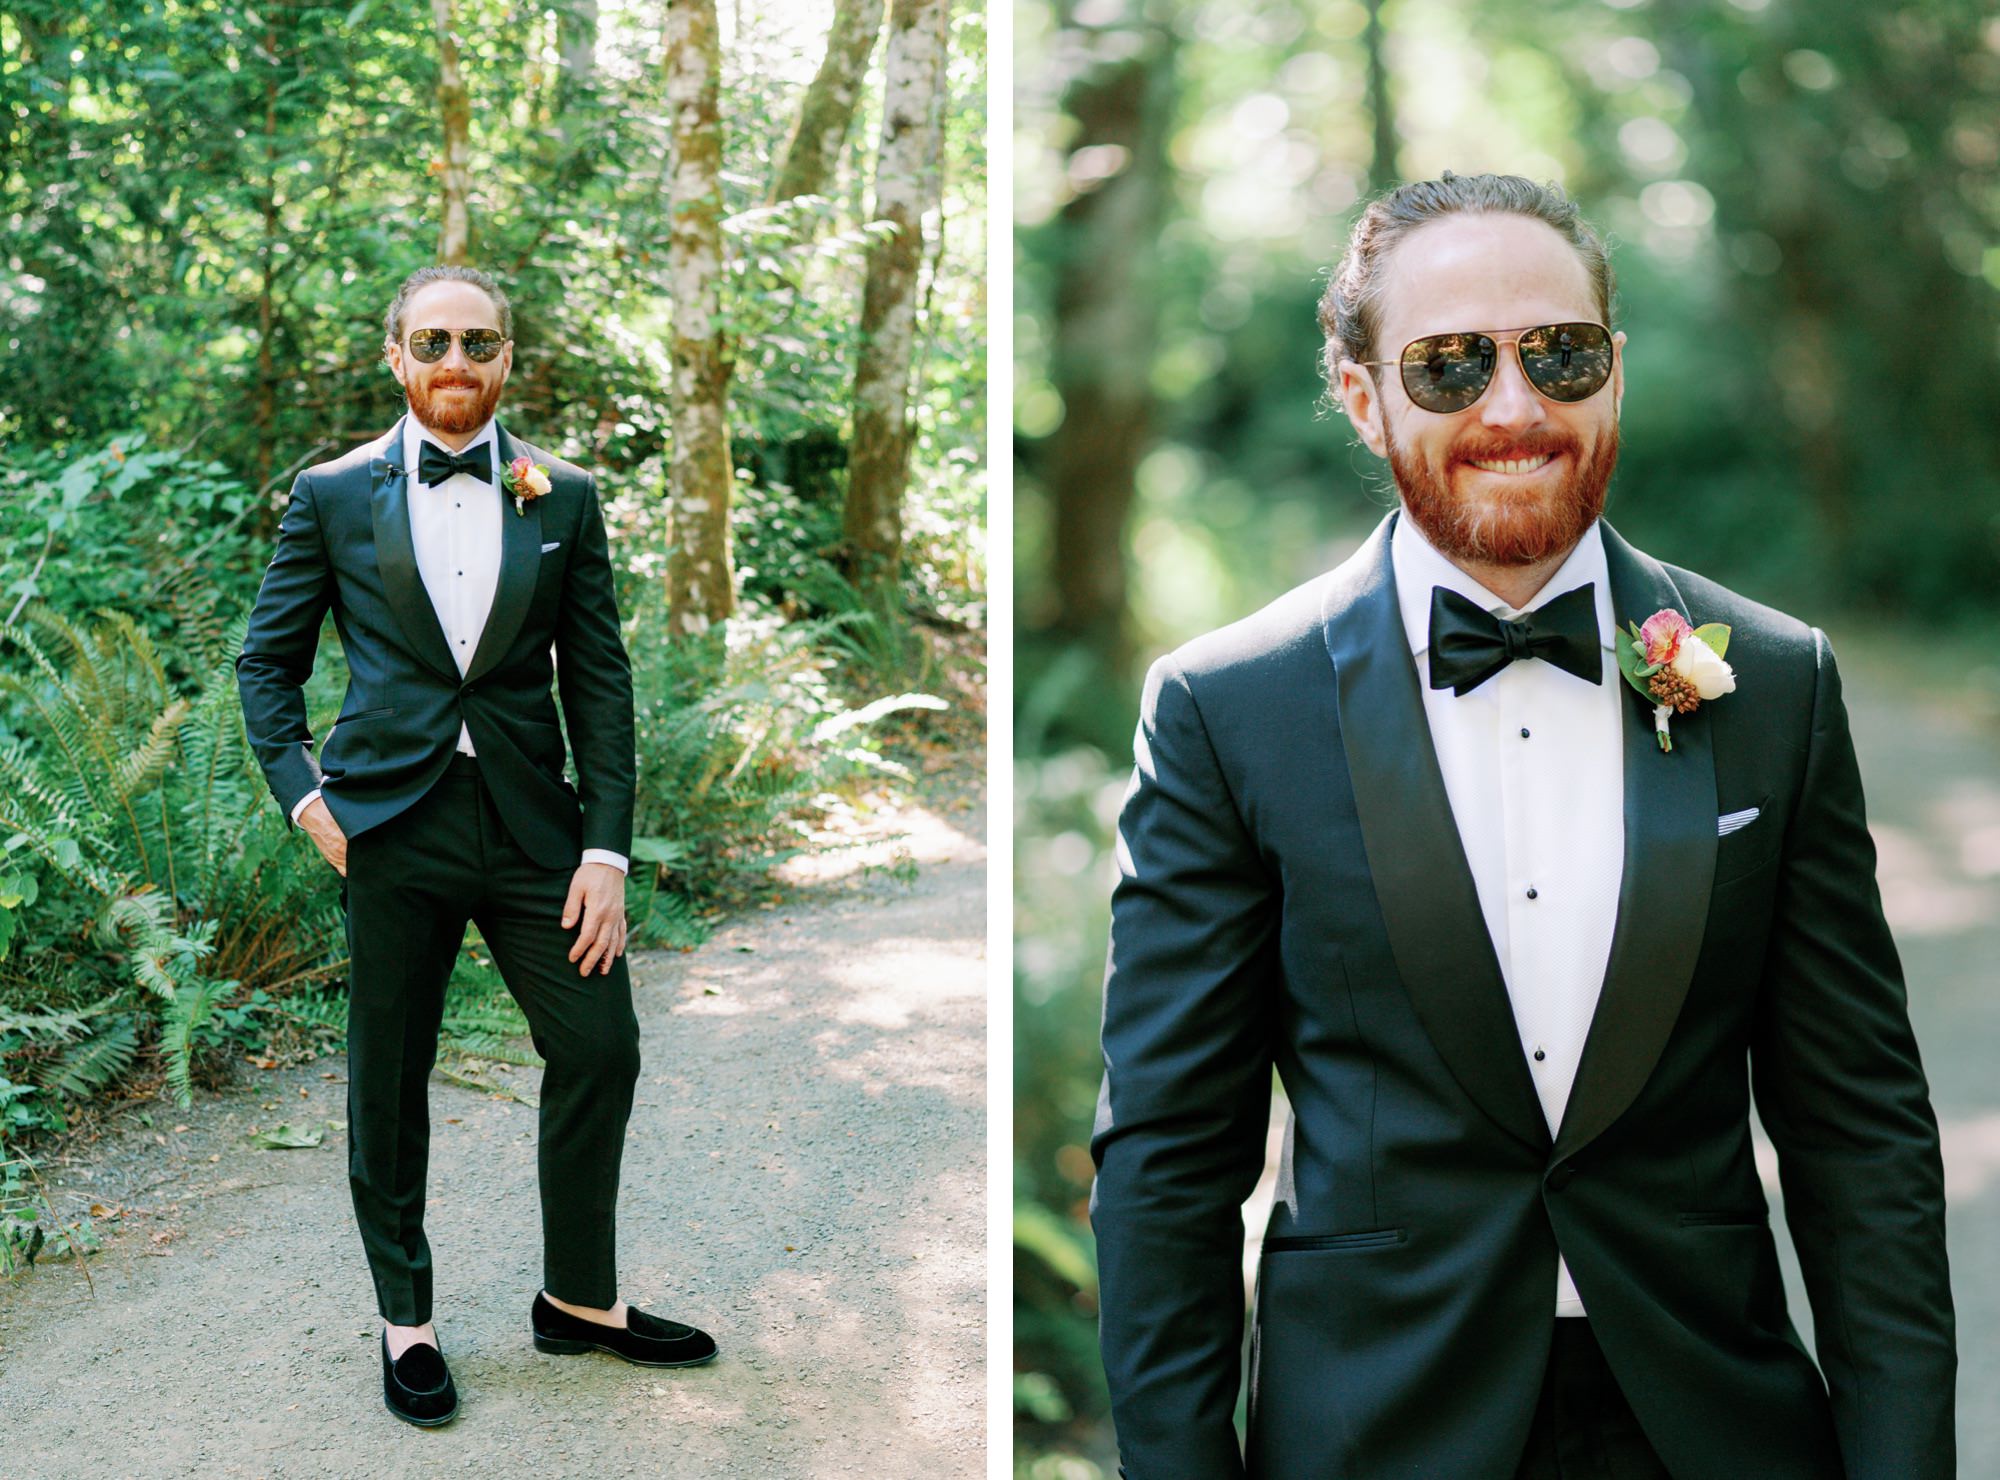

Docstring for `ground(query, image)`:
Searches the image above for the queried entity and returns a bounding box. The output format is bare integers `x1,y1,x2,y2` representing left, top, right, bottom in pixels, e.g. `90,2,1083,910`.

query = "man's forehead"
1374,214,1597,347
405,282,501,328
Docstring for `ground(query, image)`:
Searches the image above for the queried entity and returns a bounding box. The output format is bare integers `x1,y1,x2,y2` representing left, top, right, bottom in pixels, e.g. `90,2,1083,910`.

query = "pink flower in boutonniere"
1616,607,1736,752
504,455,553,515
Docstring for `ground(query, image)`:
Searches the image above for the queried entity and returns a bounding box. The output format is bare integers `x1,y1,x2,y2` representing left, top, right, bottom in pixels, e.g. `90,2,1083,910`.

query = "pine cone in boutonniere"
504,455,553,515
1615,608,1736,752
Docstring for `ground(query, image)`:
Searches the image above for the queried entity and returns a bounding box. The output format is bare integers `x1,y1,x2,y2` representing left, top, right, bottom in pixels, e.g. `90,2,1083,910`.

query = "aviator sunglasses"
1356,321,1614,414
405,326,507,363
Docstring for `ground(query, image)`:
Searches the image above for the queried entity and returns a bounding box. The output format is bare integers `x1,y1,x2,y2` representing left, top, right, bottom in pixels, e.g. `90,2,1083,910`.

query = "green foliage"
623,585,945,908
1,1150,100,1274
0,437,267,682
0,600,346,1128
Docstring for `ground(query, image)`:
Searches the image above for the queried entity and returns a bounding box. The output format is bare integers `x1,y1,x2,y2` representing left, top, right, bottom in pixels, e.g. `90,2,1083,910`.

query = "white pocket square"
1717,806,1761,837
540,540,561,553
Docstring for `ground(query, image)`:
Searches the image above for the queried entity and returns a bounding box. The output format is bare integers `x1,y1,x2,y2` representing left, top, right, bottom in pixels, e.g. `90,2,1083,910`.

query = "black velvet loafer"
381,1331,459,1426
530,1290,719,1367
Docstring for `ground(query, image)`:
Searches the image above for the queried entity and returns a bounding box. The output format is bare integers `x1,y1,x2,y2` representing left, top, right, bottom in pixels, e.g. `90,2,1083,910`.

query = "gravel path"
0,780,986,1478
1800,636,2000,1469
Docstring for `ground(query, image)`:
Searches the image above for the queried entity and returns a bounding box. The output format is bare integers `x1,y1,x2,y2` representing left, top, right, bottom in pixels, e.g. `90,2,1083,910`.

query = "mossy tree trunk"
432,0,471,264
769,0,887,207
842,0,950,602
664,0,736,635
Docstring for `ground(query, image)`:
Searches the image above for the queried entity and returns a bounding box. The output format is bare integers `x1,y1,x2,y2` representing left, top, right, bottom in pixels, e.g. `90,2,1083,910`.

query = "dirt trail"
0,779,987,1479
1795,636,2000,1469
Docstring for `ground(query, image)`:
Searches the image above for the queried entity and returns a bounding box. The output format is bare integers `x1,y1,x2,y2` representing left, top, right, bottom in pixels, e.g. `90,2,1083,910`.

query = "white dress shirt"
293,416,626,874
1391,511,1625,1317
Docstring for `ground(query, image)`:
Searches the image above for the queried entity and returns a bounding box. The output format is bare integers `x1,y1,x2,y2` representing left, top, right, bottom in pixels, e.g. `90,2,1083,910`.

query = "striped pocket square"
1717,806,1761,837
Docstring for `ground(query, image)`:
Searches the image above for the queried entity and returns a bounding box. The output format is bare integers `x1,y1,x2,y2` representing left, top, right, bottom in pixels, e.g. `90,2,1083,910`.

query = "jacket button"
462,684,476,696
1547,1165,1576,1192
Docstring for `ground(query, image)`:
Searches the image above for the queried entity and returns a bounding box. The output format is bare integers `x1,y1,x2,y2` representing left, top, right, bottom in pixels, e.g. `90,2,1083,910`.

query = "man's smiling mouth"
1465,453,1556,475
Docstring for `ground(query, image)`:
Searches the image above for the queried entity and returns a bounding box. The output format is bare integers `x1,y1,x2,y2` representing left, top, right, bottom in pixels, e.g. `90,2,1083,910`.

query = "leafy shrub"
0,435,268,707
621,586,946,918
0,602,344,1131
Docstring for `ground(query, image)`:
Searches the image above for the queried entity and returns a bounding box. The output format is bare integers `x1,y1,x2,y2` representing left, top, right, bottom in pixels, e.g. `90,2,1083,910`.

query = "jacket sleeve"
553,472,636,858
1748,628,1955,1478
1090,652,1278,1480
235,472,332,826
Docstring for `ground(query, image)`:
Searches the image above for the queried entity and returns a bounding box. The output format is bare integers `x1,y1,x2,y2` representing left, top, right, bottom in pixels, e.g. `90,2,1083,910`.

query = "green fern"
35,1016,140,1100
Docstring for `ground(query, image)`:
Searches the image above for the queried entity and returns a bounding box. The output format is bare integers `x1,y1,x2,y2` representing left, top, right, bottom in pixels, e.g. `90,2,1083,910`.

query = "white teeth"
1468,455,1554,474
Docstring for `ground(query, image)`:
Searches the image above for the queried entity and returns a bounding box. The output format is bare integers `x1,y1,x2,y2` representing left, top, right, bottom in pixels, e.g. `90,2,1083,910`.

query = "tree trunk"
1044,30,1171,652
557,0,598,142
769,0,887,206
664,0,736,634
433,0,472,264
1362,0,1397,193
257,22,281,492
843,0,950,599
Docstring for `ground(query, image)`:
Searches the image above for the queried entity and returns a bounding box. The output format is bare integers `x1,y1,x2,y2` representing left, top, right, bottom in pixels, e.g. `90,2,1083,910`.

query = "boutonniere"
1615,609,1736,752
504,455,552,515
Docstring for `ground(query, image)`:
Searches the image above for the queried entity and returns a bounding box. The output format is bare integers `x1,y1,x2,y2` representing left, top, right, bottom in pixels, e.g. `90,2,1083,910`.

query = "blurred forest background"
1015,0,2000,1472
0,0,984,1270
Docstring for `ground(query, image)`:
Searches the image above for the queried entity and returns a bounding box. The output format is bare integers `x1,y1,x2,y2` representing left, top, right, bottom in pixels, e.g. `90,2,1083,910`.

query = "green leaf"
1691,622,1731,660
628,836,688,865
247,1122,324,1149
1613,625,1658,702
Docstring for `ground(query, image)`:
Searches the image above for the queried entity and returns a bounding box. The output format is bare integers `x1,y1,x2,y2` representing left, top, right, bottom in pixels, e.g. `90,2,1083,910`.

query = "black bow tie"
418,442,491,486
1426,581,1603,696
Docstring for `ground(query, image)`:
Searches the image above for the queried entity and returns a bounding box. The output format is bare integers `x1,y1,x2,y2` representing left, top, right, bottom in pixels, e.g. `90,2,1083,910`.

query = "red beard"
1388,419,1619,567
405,372,503,437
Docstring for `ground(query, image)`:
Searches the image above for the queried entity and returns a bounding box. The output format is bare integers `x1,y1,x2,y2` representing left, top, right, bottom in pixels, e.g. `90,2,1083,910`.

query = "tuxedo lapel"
464,421,541,683
1552,518,1717,1163
367,416,460,681
1322,510,1551,1153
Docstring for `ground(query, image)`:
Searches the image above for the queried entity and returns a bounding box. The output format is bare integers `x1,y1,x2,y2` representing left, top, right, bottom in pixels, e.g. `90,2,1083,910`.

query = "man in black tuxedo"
238,265,715,1427
1089,174,1954,1478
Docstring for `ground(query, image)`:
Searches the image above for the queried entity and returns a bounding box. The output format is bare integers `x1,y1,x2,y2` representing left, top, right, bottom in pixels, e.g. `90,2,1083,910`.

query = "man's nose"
1477,342,1544,430
439,337,474,371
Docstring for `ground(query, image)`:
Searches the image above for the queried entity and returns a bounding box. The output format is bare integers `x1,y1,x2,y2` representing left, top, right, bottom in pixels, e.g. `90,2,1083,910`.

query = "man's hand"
563,860,628,976
299,796,348,877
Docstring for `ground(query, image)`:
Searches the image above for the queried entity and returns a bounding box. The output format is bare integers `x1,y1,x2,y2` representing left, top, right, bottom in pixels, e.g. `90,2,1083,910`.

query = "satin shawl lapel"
1321,509,1550,1153
464,421,541,683
367,415,459,682
1551,519,1717,1163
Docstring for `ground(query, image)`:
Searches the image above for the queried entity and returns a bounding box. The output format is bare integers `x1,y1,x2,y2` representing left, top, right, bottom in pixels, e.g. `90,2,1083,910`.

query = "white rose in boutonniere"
505,455,553,515
1614,608,1736,752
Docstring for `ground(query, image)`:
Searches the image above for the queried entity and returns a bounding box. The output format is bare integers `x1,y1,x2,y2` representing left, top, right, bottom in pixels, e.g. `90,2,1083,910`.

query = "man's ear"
1337,358,1388,458
384,342,406,388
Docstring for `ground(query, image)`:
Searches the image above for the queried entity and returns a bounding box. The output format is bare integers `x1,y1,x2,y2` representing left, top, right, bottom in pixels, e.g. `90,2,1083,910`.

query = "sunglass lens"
409,329,451,362
1401,332,1496,413
462,330,504,361
1519,322,1612,402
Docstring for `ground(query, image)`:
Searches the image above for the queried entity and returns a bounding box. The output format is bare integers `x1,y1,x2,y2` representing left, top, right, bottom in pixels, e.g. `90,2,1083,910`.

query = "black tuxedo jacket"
1089,510,1953,1479
235,414,635,870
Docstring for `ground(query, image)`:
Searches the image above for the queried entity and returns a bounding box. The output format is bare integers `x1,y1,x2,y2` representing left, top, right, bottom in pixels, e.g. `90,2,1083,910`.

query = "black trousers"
1513,1320,1672,1480
339,753,640,1325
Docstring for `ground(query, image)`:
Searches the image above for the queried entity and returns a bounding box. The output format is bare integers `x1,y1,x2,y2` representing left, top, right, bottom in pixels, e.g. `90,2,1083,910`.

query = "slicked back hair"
1318,171,1615,408
382,265,513,355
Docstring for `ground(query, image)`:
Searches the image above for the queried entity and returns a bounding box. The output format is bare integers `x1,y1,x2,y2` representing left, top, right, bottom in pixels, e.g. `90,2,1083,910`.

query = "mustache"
1451,430,1576,463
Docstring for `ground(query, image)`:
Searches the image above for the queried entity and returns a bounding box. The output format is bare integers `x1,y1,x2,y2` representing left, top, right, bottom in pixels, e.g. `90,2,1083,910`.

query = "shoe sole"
532,1332,719,1367
383,1392,459,1427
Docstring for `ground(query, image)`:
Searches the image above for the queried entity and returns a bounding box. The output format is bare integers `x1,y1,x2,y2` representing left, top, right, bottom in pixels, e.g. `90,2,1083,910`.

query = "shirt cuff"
580,848,628,874
290,788,323,826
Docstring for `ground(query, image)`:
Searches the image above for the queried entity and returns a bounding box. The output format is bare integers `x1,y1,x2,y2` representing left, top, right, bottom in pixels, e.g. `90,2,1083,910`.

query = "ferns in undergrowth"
0,601,344,1121
622,594,946,908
